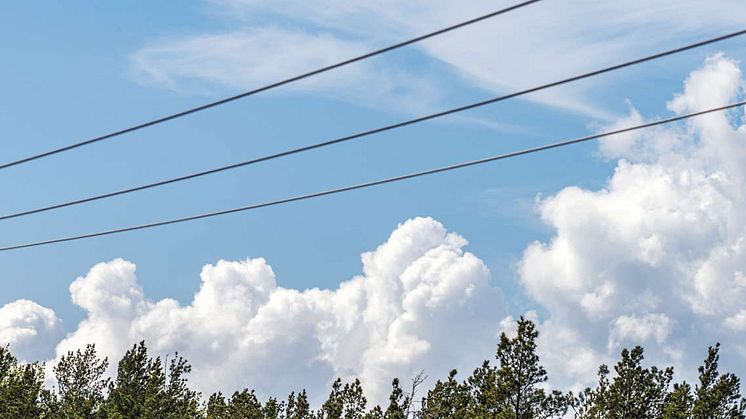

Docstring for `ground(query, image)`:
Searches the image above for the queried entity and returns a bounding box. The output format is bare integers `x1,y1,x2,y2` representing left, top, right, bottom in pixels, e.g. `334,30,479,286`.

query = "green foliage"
573,346,674,419
0,319,742,418
0,345,47,419
320,378,368,419
421,317,567,419
205,392,228,418
467,360,501,416
364,405,384,419
52,343,110,418
105,341,200,418
226,389,264,418
161,354,202,417
691,343,745,419
384,378,409,419
286,389,312,419
493,317,567,419
662,383,693,419
263,397,283,419
105,341,151,417
570,343,746,419
419,369,471,418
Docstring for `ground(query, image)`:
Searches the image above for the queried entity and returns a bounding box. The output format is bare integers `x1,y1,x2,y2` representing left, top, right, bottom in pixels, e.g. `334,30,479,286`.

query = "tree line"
0,318,743,418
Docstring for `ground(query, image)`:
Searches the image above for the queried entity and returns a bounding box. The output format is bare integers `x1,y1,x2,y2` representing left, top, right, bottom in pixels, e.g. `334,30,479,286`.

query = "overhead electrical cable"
0,0,544,171
2,29,745,222
1,100,743,252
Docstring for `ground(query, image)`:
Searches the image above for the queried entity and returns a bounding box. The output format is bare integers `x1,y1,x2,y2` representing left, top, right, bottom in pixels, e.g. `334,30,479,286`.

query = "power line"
2,29,745,222
0,0,543,171
1,100,742,252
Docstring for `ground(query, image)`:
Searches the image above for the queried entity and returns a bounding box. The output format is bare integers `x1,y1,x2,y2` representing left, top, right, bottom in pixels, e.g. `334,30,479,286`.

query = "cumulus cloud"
4,54,746,405
725,308,746,331
0,300,61,362
608,313,672,350
8,217,505,406
519,54,746,388
132,0,746,119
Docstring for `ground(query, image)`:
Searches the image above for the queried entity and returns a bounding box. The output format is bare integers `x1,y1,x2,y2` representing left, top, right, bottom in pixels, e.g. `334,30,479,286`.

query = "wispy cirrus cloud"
129,26,444,115
131,0,746,121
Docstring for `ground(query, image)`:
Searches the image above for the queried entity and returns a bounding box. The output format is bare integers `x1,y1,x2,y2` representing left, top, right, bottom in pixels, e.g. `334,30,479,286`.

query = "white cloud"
129,27,442,115
15,217,505,406
3,55,746,404
0,300,61,362
132,0,746,119
518,54,746,388
608,313,672,350
725,308,746,331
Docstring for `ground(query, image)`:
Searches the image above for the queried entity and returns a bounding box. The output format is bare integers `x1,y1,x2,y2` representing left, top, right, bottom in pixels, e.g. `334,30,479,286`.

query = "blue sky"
0,0,737,321
0,1,590,316
2,0,746,401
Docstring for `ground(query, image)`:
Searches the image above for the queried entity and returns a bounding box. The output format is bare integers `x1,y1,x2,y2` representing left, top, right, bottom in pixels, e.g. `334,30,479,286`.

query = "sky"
1,0,746,406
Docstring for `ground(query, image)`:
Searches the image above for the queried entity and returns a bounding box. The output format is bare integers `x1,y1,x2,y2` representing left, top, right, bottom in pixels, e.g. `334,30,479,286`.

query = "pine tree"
264,397,284,419
364,405,384,419
53,343,110,418
467,360,500,416
221,388,264,418
106,341,150,418
419,369,471,418
295,390,311,419
661,382,693,419
494,317,567,419
106,342,199,419
342,379,368,419
0,327,745,419
691,343,746,419
141,354,168,417
384,378,409,419
321,378,368,419
286,390,312,419
573,346,673,419
0,345,46,419
162,354,201,417
321,378,345,419
205,392,228,418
